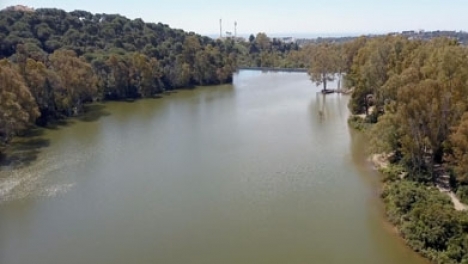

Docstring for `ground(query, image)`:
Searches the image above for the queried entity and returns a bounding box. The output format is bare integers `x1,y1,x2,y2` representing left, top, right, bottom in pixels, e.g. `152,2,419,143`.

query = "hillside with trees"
0,7,239,149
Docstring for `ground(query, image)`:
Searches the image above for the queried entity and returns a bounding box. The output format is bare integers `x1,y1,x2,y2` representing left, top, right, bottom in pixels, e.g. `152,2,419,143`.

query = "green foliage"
450,114,468,192
383,180,468,263
236,33,299,68
456,186,468,205
0,8,236,92
346,35,468,175
305,43,337,91
379,164,405,182
0,59,39,143
347,116,370,131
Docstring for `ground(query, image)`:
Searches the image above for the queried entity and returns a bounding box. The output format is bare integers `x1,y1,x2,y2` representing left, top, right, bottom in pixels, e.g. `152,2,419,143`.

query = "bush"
379,164,405,182
456,185,468,205
382,179,468,263
348,115,370,131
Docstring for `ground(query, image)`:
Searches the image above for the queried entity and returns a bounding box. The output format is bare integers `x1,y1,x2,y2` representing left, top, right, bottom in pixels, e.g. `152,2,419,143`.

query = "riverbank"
236,66,308,72
368,152,468,263
0,87,194,167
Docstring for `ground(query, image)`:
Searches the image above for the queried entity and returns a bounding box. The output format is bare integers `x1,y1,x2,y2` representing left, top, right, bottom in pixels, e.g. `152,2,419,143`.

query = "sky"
1,0,467,37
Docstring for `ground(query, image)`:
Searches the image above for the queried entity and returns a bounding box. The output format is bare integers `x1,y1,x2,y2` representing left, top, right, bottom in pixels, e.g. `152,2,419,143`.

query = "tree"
255,32,270,51
106,54,130,99
333,44,347,89
450,113,468,185
306,43,336,91
0,59,39,143
48,50,97,115
23,58,55,123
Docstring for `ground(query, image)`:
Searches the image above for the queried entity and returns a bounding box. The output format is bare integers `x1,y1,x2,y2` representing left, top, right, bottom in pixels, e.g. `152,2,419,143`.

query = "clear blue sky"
1,0,467,36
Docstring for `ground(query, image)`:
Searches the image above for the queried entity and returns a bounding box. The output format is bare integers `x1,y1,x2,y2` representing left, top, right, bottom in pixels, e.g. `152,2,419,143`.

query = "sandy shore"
369,153,391,170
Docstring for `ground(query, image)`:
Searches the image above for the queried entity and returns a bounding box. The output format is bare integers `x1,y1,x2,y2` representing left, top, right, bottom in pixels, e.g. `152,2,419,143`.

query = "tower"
219,19,222,38
234,21,237,39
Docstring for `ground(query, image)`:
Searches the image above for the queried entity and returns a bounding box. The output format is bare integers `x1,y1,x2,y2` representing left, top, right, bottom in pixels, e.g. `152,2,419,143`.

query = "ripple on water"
0,154,80,203
38,183,76,198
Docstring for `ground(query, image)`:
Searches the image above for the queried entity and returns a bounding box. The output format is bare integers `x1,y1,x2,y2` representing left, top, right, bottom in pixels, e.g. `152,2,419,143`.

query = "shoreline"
369,153,390,170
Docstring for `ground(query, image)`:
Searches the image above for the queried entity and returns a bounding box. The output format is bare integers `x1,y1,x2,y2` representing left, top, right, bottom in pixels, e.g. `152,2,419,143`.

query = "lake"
0,70,427,264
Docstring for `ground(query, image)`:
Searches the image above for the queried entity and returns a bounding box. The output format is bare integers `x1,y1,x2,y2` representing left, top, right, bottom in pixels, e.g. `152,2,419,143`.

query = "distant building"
280,37,295,44
217,35,246,43
402,30,415,36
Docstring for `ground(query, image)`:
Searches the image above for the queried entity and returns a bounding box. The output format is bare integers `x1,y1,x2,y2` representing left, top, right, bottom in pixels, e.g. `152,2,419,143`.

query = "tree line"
236,32,300,68
346,36,468,188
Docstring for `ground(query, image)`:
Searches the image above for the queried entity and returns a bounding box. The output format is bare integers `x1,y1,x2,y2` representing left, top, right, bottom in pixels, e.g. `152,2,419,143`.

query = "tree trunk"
337,73,342,89
322,73,327,91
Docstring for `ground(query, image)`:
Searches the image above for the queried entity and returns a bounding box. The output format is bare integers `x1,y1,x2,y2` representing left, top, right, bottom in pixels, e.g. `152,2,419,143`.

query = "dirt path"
434,167,468,211
370,153,390,169
448,191,468,211
432,164,468,211
436,186,468,211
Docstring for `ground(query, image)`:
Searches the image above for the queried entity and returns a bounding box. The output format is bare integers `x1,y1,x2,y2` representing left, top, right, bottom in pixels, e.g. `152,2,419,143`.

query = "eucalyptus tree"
0,59,39,144
306,43,336,91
